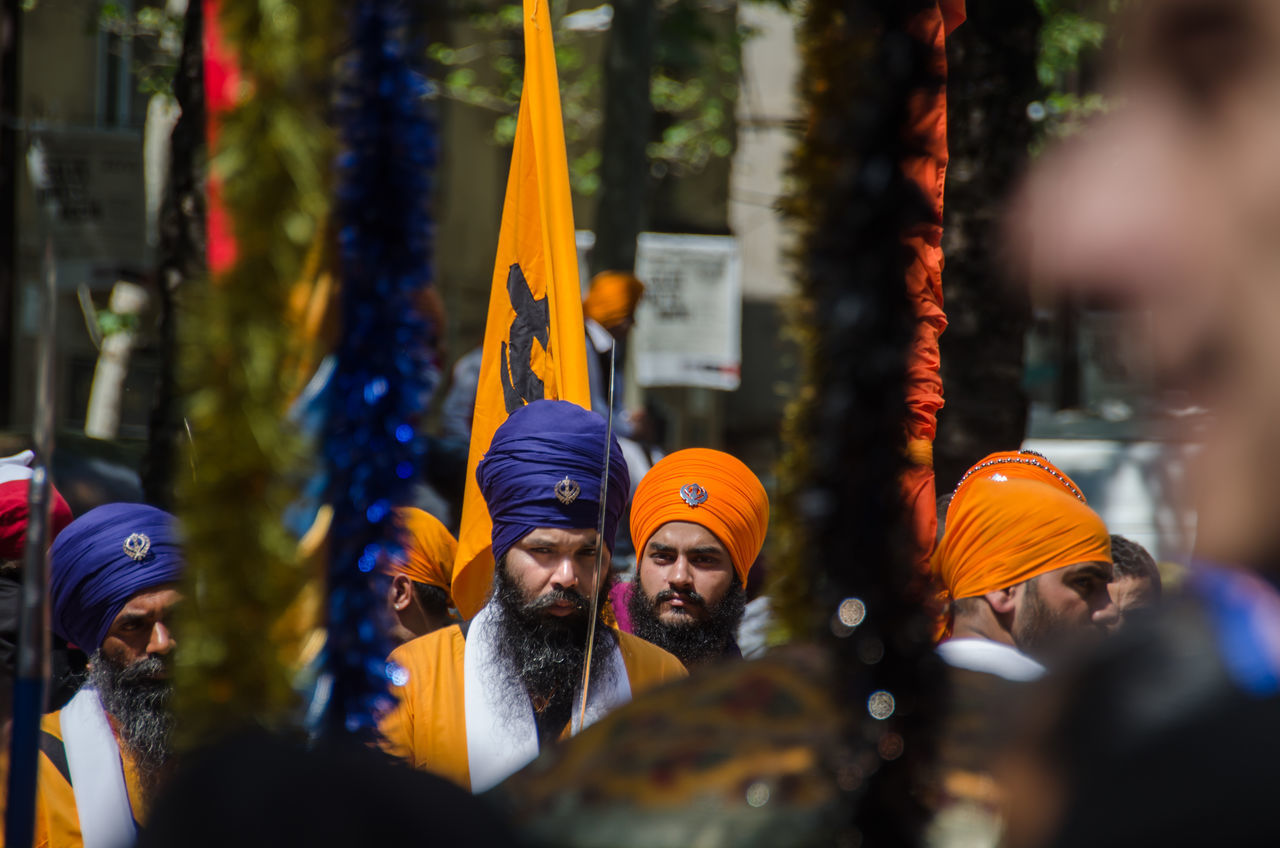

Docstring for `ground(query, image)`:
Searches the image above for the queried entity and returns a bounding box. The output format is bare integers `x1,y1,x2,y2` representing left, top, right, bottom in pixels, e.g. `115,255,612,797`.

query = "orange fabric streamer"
583,271,645,330
901,1,963,565
931,476,1111,605
629,448,769,586
389,508,458,594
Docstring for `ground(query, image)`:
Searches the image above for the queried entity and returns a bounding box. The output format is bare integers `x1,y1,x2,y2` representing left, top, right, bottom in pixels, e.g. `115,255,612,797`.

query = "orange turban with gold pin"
931,450,1111,608
630,448,769,585
583,271,645,329
390,507,457,594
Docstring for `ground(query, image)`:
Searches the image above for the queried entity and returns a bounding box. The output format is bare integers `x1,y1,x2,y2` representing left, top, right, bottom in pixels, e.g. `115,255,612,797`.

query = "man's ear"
984,585,1018,616
390,574,414,612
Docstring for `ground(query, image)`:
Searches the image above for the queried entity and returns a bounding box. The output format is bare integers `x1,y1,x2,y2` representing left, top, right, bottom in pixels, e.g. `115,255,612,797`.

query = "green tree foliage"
1027,0,1115,148
431,0,747,197
97,1,187,98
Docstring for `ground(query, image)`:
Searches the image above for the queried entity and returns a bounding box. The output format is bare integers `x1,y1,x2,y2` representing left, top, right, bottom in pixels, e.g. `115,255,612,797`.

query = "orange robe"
380,623,687,791
13,710,148,848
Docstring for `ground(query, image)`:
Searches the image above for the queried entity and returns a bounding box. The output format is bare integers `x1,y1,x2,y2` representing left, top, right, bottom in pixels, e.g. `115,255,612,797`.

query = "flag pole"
577,344,616,732
5,139,59,848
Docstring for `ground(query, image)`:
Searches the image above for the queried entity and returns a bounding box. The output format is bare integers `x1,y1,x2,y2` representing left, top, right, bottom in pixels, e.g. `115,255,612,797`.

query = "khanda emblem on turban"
555,476,581,505
680,483,709,507
500,263,551,414
122,532,151,562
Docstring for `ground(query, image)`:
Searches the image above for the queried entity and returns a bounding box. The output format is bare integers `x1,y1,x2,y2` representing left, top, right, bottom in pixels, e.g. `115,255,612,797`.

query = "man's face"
492,531,617,709
1108,575,1159,631
637,521,735,625
89,585,182,792
503,527,609,615
1013,0,1280,566
1011,561,1117,660
99,586,182,675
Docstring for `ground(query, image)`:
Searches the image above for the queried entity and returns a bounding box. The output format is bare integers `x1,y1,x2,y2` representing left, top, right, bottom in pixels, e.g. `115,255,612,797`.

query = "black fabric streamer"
780,1,945,844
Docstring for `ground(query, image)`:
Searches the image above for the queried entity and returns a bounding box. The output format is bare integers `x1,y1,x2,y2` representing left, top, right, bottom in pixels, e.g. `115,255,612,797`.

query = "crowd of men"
0,394,1169,846
13,1,1280,844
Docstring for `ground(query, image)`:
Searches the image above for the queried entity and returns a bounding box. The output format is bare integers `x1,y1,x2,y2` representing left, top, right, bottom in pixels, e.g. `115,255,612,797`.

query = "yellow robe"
8,710,148,848
380,623,686,790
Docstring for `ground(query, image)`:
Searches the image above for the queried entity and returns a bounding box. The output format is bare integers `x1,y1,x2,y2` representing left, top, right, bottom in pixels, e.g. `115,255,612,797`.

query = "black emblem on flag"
500,263,551,413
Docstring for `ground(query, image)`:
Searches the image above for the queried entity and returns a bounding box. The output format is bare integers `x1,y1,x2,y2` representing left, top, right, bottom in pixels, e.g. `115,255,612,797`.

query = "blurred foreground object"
496,647,843,848
1004,1,1280,844
139,733,520,848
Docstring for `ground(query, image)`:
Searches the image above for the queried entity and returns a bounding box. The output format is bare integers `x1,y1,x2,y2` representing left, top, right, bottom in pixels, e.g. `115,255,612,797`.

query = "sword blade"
576,343,616,732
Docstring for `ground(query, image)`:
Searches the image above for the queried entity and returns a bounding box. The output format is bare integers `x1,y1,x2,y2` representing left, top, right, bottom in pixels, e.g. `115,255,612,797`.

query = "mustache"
523,587,590,616
654,588,706,609
112,655,169,686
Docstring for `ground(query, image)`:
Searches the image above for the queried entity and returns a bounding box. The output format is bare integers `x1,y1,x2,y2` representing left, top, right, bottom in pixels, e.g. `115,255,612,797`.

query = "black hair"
1109,535,1162,595
410,582,451,619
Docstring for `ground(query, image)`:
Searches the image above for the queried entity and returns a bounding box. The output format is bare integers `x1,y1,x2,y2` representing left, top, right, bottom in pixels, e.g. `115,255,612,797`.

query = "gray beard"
87,651,174,797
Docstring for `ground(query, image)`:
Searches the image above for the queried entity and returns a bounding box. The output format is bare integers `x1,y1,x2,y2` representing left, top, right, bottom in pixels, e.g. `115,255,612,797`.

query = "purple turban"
49,503,183,652
477,400,630,564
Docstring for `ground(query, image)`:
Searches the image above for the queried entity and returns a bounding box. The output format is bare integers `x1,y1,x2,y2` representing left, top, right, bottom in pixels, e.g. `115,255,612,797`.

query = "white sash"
463,604,630,793
61,687,136,848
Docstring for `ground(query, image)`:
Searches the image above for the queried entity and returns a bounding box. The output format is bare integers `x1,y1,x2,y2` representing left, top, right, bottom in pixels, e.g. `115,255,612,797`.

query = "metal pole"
6,138,58,848
577,344,616,732
4,233,57,848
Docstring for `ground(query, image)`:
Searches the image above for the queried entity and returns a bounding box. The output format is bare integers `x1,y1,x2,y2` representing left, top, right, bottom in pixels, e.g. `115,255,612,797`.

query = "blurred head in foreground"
1012,0,1280,570
1002,4,1280,844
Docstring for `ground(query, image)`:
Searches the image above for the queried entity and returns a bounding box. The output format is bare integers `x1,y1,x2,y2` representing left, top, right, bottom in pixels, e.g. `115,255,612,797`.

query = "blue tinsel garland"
323,0,437,737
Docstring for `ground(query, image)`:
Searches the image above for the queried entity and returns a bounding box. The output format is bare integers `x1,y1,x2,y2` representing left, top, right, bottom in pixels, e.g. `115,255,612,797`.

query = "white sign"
632,233,741,390
20,129,146,270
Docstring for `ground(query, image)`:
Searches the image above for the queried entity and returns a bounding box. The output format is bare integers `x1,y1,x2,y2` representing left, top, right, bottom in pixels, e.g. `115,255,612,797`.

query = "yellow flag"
451,0,591,619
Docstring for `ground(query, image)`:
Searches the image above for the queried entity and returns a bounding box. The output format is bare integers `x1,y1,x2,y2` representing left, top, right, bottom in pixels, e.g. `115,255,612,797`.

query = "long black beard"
88,651,173,797
627,581,747,668
491,562,617,745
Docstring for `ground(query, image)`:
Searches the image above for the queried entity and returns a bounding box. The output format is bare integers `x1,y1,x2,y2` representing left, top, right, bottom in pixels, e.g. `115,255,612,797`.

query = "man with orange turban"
932,450,1117,679
583,271,645,440
616,448,770,668
384,508,458,645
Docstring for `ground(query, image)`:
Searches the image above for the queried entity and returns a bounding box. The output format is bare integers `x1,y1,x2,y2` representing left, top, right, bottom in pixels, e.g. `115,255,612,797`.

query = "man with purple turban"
379,401,686,792
33,503,184,848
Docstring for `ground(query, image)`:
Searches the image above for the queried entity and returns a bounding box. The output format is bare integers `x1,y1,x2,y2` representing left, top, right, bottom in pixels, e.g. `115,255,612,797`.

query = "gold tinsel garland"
175,0,339,746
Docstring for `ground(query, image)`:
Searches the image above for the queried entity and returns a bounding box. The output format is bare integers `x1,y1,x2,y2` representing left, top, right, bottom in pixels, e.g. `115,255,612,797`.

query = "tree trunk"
935,1,1042,492
141,0,205,508
590,0,655,274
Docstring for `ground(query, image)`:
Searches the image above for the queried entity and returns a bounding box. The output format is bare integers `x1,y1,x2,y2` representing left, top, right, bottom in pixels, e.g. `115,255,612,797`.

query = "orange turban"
951,449,1088,503
389,507,457,594
583,271,645,329
932,451,1110,607
630,448,769,585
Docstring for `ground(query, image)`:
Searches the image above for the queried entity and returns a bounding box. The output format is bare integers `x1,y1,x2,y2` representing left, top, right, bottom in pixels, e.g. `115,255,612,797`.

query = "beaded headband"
953,449,1086,503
